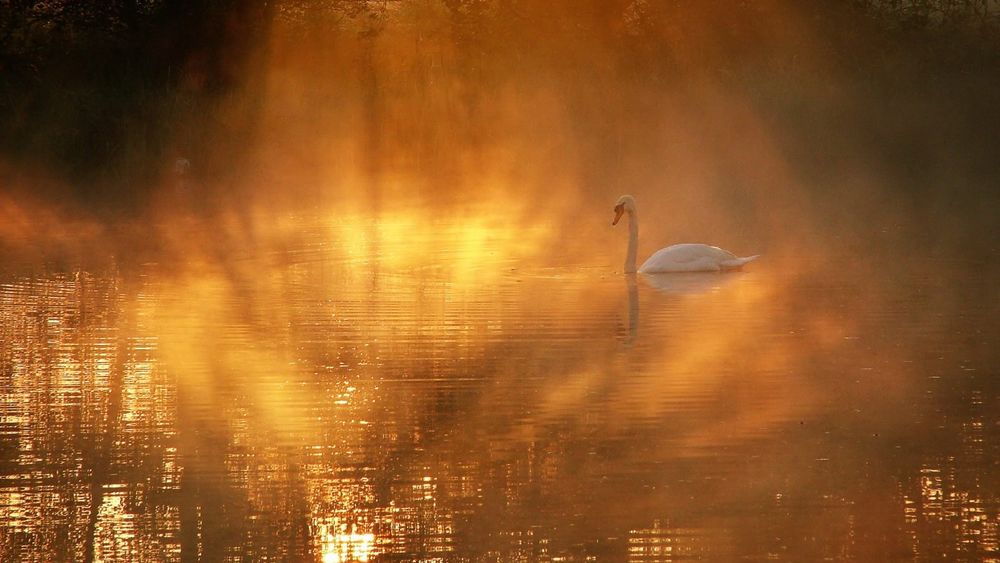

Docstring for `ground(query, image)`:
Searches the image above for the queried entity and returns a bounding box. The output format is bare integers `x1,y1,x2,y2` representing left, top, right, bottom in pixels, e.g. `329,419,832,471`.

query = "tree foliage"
0,0,997,205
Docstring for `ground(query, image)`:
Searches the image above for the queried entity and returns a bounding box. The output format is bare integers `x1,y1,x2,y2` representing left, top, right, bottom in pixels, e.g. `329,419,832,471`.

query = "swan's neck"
625,211,638,274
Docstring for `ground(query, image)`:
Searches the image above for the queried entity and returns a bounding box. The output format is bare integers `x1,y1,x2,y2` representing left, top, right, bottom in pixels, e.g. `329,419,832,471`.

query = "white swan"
612,195,759,273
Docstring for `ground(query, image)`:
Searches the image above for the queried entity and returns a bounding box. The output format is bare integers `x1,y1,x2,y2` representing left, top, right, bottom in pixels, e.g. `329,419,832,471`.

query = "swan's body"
612,195,759,273
639,243,759,273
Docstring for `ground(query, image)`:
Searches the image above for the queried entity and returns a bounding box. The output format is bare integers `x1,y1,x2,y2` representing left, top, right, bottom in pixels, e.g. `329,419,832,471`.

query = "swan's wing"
654,247,699,263
639,246,701,272
702,245,737,261
658,244,734,262
639,244,737,273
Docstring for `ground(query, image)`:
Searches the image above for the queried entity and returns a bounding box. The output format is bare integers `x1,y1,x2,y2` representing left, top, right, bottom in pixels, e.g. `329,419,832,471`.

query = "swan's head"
612,195,636,226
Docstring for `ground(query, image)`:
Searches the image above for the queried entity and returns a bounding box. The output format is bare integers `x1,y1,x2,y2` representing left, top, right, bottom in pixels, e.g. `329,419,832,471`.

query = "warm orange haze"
1,1,999,561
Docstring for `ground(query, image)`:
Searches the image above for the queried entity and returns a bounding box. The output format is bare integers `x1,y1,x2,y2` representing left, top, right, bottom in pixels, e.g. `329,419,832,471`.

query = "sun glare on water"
320,523,376,563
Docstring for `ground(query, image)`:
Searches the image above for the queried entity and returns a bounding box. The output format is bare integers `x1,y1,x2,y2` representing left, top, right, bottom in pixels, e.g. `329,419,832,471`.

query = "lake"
1,205,997,562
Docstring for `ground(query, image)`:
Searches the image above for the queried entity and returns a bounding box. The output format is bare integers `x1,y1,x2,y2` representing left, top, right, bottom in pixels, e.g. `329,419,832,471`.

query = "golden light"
319,523,376,563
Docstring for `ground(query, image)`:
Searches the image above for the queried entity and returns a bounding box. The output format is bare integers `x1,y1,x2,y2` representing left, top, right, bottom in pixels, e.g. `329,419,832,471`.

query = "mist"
2,1,998,263
2,1,999,561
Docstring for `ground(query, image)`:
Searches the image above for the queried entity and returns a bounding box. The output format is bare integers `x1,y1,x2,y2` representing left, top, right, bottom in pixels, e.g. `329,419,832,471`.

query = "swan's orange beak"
612,205,624,226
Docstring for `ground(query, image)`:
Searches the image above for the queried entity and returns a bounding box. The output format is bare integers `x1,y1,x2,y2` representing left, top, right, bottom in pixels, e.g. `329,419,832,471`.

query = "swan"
612,195,759,273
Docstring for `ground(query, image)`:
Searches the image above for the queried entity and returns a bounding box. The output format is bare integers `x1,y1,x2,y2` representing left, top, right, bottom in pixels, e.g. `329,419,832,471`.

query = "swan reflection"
626,274,639,344
624,272,741,343
641,272,738,295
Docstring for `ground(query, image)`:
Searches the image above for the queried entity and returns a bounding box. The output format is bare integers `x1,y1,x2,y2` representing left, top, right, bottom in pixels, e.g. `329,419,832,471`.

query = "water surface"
1,210,997,562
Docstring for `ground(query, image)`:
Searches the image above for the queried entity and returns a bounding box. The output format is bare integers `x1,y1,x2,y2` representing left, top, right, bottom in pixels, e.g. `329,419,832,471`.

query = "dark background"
1,1,998,234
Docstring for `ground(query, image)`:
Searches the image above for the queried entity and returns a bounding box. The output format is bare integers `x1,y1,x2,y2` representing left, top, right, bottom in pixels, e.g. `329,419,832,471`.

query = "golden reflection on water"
0,201,998,561
318,523,376,563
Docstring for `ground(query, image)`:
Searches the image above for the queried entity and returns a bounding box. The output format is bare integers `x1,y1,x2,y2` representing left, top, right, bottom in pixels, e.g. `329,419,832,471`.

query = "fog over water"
1,1,999,561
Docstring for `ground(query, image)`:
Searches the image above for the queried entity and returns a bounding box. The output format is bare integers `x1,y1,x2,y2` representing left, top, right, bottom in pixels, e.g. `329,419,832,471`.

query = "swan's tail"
720,254,760,270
